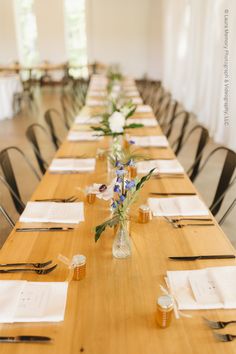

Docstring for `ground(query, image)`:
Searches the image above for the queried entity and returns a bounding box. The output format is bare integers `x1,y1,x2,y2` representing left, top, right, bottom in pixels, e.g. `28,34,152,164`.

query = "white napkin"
130,135,169,147
125,91,140,97
148,196,209,217
49,158,96,173
0,281,68,323
126,118,158,127
75,115,102,125
135,105,152,113
68,131,103,141
86,99,106,106
88,91,106,97
137,159,184,174
131,97,143,105
167,266,236,310
19,202,85,224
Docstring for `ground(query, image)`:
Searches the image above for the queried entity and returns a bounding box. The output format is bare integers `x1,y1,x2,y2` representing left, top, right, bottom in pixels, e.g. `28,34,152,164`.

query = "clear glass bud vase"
112,219,131,259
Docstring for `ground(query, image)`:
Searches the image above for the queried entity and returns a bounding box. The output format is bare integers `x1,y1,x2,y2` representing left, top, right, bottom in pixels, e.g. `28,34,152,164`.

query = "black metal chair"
177,125,209,181
219,198,236,225
167,111,191,155
0,203,15,228
44,109,65,149
192,147,236,216
26,123,54,174
0,147,40,214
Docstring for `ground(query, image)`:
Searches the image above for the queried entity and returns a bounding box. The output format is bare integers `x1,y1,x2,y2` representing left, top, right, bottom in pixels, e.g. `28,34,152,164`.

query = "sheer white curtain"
161,0,235,150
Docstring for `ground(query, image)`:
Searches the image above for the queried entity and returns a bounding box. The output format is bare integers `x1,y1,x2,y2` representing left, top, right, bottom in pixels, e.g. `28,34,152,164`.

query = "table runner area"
0,74,235,354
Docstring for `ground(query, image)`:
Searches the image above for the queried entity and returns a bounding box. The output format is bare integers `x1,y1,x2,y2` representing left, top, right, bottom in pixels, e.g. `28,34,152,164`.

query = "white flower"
108,111,125,133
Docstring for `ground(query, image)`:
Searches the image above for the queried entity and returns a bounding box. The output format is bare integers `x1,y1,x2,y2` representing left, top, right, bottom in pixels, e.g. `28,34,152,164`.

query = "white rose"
108,111,126,133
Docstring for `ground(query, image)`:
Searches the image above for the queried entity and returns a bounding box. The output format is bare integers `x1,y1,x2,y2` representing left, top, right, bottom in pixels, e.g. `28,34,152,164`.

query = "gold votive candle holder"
138,205,151,223
72,255,86,281
156,295,174,328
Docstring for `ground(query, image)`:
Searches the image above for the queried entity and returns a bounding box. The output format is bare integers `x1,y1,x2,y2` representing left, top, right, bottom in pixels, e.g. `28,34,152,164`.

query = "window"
14,0,39,67
64,0,88,78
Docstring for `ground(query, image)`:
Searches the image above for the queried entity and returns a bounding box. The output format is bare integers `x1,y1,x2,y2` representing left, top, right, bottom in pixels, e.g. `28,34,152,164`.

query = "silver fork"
0,260,52,268
172,223,215,228
34,196,79,203
0,264,57,274
213,332,236,342
203,317,236,329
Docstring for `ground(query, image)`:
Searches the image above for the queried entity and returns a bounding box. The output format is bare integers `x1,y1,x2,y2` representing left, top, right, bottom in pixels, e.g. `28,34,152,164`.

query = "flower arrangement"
94,162,155,243
91,100,143,137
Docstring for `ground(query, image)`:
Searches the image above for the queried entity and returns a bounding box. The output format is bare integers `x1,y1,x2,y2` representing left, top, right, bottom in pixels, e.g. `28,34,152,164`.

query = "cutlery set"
34,196,79,203
0,335,52,343
16,227,74,232
163,216,214,228
0,260,57,274
203,317,236,342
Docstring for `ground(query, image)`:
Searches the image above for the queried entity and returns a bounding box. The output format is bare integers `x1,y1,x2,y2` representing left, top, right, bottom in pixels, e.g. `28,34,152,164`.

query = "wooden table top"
0,78,235,354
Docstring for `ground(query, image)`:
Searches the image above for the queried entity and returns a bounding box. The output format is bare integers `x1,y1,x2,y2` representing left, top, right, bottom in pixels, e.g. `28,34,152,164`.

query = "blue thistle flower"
120,195,126,202
114,185,120,193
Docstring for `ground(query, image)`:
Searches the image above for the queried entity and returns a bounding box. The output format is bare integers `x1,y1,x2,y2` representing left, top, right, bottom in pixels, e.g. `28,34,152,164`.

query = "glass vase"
112,219,131,259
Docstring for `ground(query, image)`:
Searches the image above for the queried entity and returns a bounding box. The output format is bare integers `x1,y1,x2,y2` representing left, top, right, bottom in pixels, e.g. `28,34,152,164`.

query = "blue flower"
120,195,126,202
111,201,117,209
116,176,122,183
129,140,135,145
115,160,121,167
125,180,135,190
116,169,126,176
114,185,120,193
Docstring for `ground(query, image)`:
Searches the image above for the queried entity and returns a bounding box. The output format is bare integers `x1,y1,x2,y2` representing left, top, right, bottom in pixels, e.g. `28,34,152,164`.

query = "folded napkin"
49,158,96,173
0,281,68,323
19,202,84,224
130,135,169,147
75,115,102,125
86,99,106,106
126,118,158,127
125,91,140,97
88,91,106,97
135,105,152,113
68,131,103,141
137,159,184,174
148,196,209,217
131,97,143,105
167,266,236,310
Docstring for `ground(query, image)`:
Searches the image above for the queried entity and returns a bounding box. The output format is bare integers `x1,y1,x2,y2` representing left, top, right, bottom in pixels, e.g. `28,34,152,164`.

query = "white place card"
137,159,184,174
148,196,209,217
130,135,169,147
20,202,84,224
0,281,68,323
49,158,96,173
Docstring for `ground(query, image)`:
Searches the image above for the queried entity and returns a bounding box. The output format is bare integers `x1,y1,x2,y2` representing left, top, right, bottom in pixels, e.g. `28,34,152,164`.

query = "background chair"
44,108,68,149
26,123,55,174
0,147,40,214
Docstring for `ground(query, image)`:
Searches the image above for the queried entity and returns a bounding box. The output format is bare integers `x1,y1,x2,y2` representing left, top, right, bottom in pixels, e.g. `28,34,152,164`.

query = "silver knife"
169,255,236,261
16,227,74,232
0,335,52,343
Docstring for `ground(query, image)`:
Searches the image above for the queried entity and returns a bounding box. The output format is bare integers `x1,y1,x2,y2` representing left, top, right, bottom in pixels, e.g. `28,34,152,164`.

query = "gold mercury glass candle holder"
72,255,86,281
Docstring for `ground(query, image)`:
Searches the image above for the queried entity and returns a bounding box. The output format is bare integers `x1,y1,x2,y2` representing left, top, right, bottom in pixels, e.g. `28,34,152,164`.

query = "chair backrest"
60,94,75,129
199,147,236,216
168,111,190,154
0,147,40,214
25,123,51,174
179,125,209,181
44,109,65,149
0,204,15,228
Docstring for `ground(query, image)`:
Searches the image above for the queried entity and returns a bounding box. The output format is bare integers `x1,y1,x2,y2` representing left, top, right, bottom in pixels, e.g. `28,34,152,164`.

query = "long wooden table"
0,78,236,354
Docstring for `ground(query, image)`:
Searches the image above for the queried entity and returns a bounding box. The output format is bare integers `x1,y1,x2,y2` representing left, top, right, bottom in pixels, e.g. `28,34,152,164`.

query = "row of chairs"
0,81,88,230
137,79,236,224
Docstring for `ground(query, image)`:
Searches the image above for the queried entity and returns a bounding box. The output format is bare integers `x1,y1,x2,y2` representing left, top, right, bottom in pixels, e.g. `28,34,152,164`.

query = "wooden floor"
0,86,235,248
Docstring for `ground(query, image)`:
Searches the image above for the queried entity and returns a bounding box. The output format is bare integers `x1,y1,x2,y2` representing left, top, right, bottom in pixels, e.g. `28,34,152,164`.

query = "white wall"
0,0,18,64
34,0,66,63
86,0,162,79
0,0,163,79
